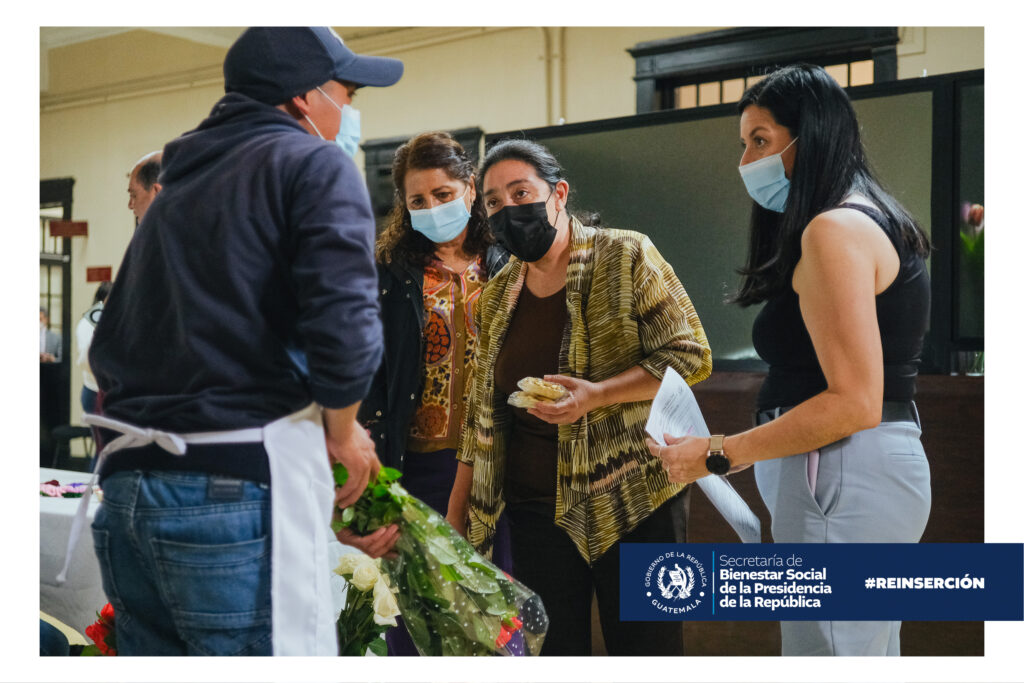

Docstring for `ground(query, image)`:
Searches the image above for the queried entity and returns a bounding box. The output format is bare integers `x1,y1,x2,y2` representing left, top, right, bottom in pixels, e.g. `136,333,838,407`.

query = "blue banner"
619,543,1023,621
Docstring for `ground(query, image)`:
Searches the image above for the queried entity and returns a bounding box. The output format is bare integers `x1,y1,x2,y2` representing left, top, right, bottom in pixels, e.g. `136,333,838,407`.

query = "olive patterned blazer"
457,218,712,564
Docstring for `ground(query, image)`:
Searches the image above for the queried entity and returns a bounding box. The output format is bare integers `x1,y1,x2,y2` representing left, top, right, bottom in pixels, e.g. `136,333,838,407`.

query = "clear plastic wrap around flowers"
333,465,548,655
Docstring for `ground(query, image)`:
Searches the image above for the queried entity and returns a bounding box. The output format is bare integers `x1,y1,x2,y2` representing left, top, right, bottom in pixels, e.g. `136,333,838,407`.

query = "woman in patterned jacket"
446,138,712,655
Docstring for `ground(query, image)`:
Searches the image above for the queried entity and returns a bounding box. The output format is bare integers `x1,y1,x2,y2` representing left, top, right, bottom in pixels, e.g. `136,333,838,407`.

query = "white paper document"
646,367,762,543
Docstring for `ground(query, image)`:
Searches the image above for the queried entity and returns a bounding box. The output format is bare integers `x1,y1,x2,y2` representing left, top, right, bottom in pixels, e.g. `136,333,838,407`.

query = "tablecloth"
39,467,106,634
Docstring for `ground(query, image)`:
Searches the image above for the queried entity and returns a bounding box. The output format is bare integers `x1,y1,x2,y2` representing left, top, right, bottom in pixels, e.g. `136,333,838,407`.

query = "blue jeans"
91,470,272,655
40,620,70,656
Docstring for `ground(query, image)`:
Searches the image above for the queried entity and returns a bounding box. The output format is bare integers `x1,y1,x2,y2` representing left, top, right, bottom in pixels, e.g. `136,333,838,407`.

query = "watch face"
706,453,731,475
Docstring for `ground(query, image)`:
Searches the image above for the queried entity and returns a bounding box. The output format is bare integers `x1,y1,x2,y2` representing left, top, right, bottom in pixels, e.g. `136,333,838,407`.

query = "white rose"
372,577,393,600
372,586,401,626
350,560,381,592
334,551,373,577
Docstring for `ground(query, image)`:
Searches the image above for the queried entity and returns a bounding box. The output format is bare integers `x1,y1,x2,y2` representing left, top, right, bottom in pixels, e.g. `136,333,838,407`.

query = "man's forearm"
322,402,362,444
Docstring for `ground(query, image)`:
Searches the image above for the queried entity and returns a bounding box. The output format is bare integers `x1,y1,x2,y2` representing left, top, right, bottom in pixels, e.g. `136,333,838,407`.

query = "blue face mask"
304,86,362,158
334,103,361,158
409,188,471,243
738,137,798,213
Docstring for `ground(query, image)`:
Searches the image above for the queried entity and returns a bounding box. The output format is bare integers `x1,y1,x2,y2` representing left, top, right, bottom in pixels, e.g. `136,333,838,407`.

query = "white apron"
59,403,338,656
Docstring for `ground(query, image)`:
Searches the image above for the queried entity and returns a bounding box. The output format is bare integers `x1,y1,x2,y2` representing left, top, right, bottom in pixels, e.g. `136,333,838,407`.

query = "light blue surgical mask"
304,86,362,158
738,137,798,213
409,188,471,243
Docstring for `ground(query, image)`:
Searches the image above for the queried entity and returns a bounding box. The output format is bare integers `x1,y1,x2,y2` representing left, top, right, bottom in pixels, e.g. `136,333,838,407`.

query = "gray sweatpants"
754,411,931,656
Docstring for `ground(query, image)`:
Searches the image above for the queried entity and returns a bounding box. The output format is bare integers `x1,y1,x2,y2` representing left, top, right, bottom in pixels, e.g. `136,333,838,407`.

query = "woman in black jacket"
357,131,510,655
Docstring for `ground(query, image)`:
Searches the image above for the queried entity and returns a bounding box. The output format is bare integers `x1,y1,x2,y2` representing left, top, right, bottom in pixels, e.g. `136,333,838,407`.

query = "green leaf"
368,637,388,656
466,611,501,647
341,507,355,524
399,601,432,643
449,530,481,559
456,564,500,594
497,575,516,603
438,563,464,582
332,463,349,487
381,505,403,525
378,466,402,483
330,519,345,533
401,500,431,527
482,588,513,616
431,611,466,638
386,484,408,506
425,535,459,565
960,229,985,264
467,561,496,578
373,484,390,499
79,644,103,656
404,558,450,609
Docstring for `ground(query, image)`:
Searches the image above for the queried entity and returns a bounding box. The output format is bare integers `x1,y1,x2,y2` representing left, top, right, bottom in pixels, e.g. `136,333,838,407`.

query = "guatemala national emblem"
658,563,695,600
644,551,708,616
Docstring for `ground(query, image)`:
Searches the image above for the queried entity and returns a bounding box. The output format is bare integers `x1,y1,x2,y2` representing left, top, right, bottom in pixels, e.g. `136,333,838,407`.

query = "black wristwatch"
705,434,731,475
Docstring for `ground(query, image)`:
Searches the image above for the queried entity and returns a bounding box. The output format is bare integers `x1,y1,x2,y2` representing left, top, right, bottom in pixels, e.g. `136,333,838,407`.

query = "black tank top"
751,203,930,409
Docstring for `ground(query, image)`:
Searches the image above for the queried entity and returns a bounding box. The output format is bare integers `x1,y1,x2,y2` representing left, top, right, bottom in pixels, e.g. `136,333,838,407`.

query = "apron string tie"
55,414,190,584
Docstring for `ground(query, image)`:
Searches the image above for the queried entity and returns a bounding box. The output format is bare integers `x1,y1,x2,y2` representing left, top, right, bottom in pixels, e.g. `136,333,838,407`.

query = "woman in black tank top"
650,64,933,656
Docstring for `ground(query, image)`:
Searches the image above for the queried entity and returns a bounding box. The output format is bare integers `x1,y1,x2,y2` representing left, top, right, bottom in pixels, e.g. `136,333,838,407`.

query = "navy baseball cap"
223,27,404,105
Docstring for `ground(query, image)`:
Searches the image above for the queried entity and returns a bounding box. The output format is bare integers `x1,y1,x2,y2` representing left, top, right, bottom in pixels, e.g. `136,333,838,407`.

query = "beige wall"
46,29,226,96
897,26,984,78
360,27,722,139
39,26,984,427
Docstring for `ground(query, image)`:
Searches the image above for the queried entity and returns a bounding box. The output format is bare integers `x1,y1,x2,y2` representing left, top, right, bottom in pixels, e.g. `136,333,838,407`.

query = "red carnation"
85,603,118,655
85,622,114,655
99,603,115,623
495,625,512,648
501,614,523,632
84,621,107,642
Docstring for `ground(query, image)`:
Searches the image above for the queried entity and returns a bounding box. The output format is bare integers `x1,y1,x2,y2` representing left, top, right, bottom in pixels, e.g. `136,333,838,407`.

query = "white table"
39,467,106,635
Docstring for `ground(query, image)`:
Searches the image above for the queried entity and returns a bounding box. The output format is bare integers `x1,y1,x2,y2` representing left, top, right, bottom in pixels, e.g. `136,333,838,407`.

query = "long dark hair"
376,131,493,267
731,63,930,306
480,138,601,227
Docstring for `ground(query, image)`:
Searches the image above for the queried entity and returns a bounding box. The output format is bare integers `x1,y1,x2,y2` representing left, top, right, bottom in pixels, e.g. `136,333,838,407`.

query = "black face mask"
488,193,559,262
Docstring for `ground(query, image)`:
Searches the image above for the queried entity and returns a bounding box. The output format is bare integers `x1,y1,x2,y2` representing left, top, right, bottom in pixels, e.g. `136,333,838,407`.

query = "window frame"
628,27,899,114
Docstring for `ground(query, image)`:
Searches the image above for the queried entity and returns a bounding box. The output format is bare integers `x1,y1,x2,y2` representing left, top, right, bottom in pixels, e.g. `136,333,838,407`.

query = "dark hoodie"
91,93,382,443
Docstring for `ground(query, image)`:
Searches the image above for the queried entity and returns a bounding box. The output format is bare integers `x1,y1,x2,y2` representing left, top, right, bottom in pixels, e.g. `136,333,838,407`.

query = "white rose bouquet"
333,465,549,655
334,552,400,656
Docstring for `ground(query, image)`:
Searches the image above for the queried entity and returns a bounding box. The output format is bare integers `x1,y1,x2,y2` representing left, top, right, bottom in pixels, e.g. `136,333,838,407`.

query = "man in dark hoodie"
83,27,403,655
